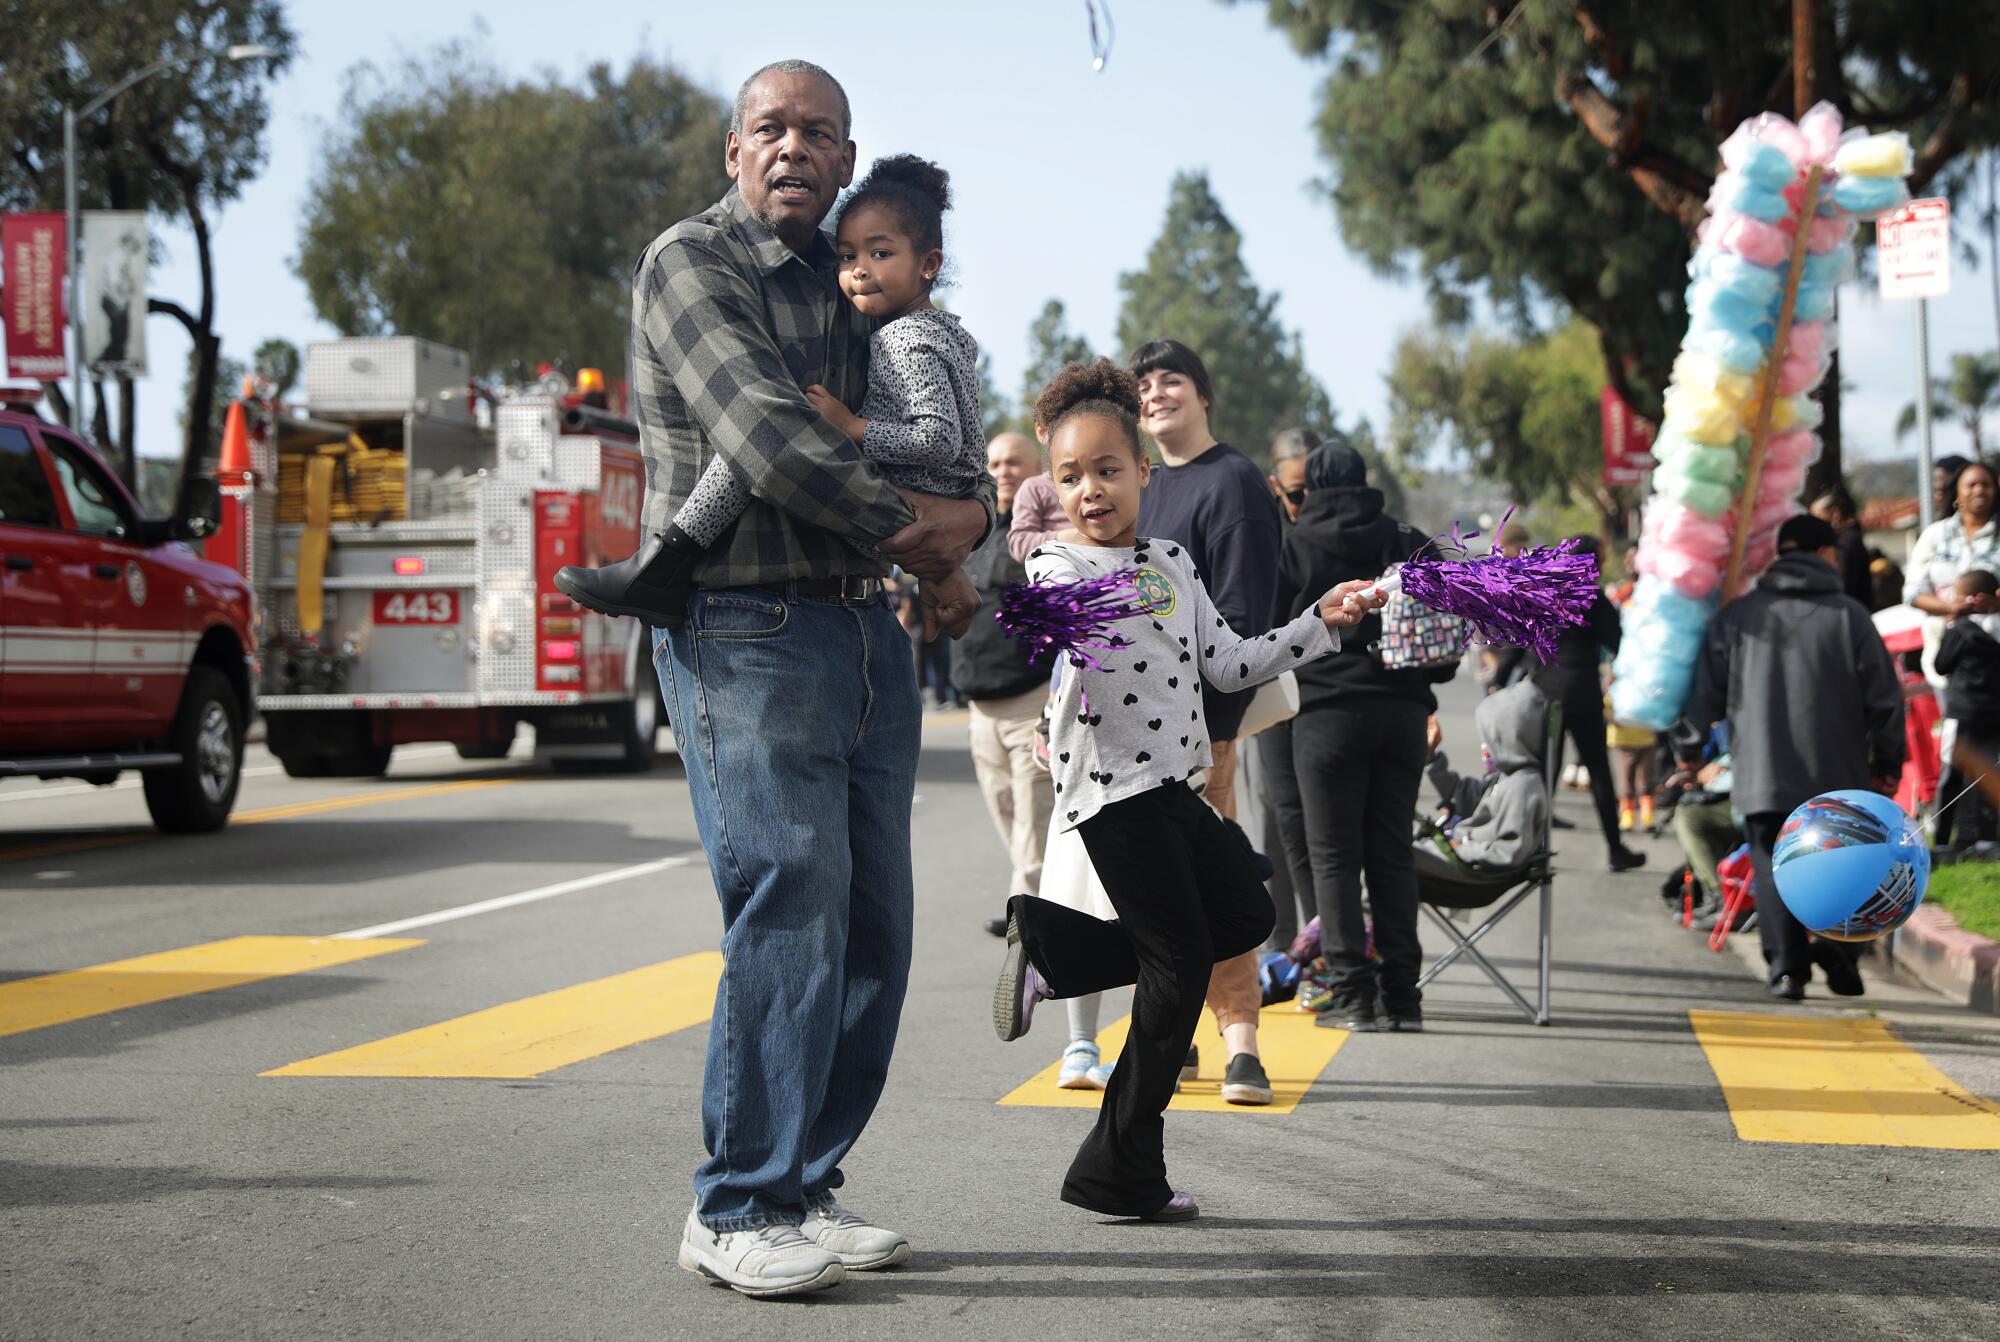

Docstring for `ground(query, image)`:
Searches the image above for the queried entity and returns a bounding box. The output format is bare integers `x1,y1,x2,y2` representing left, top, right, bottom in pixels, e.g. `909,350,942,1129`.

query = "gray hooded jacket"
1427,681,1551,869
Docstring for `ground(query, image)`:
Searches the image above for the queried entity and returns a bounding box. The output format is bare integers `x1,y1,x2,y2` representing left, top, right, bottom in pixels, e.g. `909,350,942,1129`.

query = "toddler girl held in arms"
558,154,984,625
991,360,1383,1222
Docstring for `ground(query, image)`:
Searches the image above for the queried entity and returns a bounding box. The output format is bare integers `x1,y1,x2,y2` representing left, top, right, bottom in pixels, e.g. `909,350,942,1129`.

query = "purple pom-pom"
1399,539,1602,663
997,569,1151,671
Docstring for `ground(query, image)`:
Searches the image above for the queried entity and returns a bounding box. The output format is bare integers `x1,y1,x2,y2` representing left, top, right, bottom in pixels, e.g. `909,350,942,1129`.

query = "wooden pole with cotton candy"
1723,164,1825,600
1613,100,1908,732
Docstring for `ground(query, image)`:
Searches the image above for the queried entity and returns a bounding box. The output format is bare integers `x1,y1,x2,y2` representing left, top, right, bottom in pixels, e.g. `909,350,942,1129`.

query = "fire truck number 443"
373,591,459,624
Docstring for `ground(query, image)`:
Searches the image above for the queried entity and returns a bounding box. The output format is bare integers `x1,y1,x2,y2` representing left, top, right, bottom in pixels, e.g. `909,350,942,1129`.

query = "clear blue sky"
109,0,2000,478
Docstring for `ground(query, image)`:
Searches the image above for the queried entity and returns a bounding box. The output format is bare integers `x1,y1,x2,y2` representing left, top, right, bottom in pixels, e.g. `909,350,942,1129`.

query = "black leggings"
1011,782,1274,1217
1551,693,1623,851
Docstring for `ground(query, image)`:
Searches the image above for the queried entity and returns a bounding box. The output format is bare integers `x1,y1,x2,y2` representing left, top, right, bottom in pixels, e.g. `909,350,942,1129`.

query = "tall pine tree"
1229,0,2000,490
1017,298,1095,428
1116,172,1332,466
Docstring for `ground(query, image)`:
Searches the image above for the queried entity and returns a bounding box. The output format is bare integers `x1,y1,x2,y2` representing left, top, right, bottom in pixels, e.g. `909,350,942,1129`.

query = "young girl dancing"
992,360,1381,1221
556,153,984,623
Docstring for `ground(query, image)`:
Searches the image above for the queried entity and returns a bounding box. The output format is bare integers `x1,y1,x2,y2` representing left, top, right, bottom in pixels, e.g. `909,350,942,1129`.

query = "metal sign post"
1878,197,1952,529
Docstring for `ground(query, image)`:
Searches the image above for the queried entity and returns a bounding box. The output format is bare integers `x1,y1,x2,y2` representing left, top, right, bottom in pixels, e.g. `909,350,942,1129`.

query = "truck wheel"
142,666,245,833
274,751,330,779
321,741,394,777
614,681,661,772
454,739,513,761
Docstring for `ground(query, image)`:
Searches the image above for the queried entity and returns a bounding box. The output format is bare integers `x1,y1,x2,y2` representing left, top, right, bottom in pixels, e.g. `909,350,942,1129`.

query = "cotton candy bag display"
1612,102,1911,732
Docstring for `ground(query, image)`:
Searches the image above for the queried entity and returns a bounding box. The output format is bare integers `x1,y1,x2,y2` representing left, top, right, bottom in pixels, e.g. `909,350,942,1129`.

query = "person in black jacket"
1810,485,1875,609
1933,567,2000,849
1264,439,1451,1032
955,433,1056,936
1674,514,1905,1001
1532,536,1645,873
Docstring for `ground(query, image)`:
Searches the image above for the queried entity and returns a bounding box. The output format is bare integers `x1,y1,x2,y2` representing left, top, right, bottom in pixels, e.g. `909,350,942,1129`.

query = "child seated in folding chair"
1416,680,1551,881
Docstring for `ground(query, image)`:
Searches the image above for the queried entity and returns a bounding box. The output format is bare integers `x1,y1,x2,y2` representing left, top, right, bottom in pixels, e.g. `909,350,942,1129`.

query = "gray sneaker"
677,1211,844,1298
804,1195,912,1270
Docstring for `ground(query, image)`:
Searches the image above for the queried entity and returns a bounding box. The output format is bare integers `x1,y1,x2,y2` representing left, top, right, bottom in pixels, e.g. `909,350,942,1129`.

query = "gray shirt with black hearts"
1025,538,1337,832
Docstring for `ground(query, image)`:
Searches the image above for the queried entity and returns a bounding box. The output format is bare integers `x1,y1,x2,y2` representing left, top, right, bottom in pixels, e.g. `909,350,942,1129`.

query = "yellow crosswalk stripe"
1689,1009,2000,1149
998,1002,1350,1114
0,935,424,1039
265,951,724,1079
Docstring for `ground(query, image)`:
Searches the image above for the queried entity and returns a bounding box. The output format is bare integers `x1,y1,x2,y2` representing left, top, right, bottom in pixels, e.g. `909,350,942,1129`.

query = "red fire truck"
223,337,662,777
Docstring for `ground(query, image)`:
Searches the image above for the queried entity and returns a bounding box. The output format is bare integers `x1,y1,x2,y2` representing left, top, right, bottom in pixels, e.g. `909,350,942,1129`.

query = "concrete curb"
1893,905,2000,1015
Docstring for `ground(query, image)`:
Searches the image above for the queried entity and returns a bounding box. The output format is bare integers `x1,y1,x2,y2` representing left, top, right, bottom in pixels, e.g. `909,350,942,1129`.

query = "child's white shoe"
1057,1040,1104,1089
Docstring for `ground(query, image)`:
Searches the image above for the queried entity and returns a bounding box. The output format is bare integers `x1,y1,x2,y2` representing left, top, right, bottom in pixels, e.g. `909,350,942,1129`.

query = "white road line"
334,855,698,940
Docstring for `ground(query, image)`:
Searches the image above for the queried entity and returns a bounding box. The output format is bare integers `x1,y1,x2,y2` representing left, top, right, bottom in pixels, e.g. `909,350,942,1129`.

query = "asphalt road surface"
5,677,1999,1341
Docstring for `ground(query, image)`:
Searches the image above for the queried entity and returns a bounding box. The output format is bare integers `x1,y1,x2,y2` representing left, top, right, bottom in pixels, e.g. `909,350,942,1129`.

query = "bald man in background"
957,432,1057,937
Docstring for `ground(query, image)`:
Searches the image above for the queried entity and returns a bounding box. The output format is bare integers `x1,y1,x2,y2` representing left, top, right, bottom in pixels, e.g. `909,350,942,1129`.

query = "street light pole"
63,102,79,429
60,43,278,437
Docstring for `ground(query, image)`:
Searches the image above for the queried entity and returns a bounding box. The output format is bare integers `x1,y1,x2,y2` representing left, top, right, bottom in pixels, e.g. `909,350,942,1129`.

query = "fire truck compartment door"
341,586,476,694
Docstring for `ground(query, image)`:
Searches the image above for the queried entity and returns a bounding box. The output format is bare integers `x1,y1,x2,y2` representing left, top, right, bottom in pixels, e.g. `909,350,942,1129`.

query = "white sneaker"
1057,1040,1105,1090
677,1210,844,1297
803,1195,912,1270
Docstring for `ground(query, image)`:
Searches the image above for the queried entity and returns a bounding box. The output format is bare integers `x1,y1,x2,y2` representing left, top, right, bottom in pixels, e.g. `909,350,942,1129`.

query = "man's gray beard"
750,198,829,246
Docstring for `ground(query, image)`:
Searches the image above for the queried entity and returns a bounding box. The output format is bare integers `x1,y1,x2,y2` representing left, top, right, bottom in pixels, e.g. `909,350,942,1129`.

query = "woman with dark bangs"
1129,337,1286,1106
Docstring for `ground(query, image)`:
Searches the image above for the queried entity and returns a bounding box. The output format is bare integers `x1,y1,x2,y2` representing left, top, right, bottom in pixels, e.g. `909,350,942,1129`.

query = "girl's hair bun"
838,154,953,282
863,153,951,213
1034,358,1143,450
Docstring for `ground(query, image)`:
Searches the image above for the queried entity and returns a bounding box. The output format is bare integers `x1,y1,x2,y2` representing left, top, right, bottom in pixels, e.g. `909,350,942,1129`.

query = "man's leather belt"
751,576,885,602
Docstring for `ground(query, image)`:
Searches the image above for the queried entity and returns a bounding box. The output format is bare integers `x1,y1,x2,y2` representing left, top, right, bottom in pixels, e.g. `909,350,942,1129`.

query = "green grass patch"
1925,861,2000,941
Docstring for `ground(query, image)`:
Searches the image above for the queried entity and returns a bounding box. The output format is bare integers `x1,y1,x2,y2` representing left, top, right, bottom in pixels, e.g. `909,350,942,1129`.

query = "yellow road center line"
264,951,724,1079
0,935,423,1039
1689,1008,2000,1149
998,1002,1348,1115
233,778,518,825
0,778,519,864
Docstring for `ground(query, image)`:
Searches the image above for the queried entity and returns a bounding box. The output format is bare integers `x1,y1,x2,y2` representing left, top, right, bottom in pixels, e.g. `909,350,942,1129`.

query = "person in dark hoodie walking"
1675,514,1905,1001
1265,438,1455,1032
1533,536,1646,873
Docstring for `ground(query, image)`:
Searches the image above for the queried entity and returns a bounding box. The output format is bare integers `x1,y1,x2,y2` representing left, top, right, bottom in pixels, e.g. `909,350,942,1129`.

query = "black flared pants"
1010,781,1274,1217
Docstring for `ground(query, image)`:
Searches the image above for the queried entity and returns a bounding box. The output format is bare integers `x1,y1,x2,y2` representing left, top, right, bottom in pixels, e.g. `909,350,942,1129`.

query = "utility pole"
1794,0,1842,495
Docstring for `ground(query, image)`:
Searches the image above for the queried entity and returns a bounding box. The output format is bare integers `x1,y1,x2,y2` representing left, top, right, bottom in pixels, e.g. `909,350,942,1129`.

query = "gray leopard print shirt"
670,307,987,548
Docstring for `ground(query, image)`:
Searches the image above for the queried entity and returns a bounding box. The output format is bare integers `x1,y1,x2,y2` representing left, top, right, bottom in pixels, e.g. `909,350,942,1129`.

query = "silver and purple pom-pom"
1379,538,1602,663
996,569,1150,671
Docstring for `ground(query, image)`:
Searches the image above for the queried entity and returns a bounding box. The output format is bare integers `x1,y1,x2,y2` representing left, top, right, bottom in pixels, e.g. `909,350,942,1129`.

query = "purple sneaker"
1143,1191,1199,1222
993,911,1049,1041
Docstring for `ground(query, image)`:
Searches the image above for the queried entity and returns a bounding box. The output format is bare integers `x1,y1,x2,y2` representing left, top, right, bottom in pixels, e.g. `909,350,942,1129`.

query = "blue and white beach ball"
1772,790,1930,942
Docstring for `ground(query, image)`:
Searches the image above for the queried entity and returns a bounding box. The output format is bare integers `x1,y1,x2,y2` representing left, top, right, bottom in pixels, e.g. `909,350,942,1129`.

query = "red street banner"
3,213,67,382
1600,386,1656,487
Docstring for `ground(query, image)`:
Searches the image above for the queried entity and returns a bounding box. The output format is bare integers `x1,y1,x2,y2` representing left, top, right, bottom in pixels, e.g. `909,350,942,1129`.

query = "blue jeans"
652,586,921,1230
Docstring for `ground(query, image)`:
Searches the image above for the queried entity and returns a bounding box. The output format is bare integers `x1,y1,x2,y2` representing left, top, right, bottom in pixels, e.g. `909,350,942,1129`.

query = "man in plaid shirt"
632,61,994,1299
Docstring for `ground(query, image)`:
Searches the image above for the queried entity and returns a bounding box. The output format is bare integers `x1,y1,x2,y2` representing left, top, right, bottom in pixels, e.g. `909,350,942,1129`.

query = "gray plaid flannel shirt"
630,188,993,587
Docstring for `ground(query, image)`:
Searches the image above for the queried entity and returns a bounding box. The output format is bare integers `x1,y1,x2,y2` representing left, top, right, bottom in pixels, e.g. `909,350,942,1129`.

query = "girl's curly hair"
1033,358,1143,456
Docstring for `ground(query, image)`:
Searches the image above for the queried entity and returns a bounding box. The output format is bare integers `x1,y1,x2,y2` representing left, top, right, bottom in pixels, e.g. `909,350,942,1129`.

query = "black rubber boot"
554,526,700,626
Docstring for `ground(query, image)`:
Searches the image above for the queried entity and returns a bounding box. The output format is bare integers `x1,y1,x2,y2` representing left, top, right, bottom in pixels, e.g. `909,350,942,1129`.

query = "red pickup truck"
0,396,255,832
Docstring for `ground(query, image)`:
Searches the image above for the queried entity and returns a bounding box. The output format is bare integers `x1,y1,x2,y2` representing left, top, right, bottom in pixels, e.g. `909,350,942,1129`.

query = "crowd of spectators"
930,340,1970,1019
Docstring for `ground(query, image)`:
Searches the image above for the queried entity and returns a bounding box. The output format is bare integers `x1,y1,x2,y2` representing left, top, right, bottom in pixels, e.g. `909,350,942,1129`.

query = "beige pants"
1200,737,1262,1033
968,686,1055,901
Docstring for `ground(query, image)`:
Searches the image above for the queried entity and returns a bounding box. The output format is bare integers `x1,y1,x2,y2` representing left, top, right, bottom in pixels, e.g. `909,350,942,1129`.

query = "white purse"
1234,670,1300,740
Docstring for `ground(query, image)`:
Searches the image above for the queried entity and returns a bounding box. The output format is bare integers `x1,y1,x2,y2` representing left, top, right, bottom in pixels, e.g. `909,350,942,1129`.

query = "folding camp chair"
1412,699,1561,1026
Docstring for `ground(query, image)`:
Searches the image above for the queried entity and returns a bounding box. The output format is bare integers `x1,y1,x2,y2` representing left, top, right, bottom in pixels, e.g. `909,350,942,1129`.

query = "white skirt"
1038,807,1117,922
